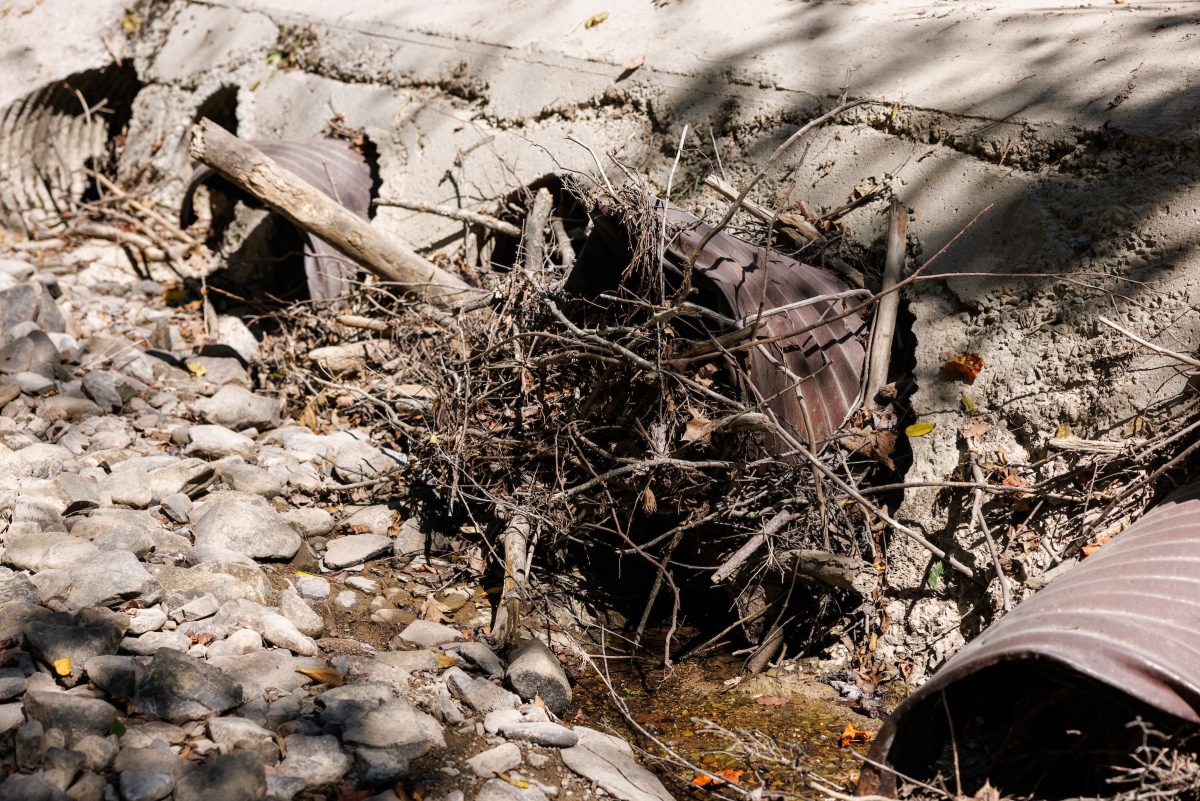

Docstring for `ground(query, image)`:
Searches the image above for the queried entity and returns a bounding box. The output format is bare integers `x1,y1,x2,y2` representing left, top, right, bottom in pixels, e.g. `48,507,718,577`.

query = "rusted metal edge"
860,479,1200,796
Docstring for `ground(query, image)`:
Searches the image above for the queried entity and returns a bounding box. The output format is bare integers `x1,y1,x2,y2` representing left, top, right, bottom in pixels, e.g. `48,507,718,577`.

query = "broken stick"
188,120,482,307
864,198,907,403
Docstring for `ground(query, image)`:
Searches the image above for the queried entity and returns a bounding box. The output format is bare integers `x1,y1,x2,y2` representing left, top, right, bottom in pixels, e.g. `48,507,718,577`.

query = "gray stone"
188,356,250,390
174,593,220,622
0,701,25,735
23,621,121,684
444,668,518,715
505,639,571,716
192,493,300,560
65,551,160,611
3,531,98,571
280,507,333,537
174,752,266,801
323,534,392,570
332,441,400,483
467,742,522,778
145,459,214,501
15,719,44,770
219,462,283,498
39,395,102,423
333,591,359,610
118,771,173,801
446,641,504,679
83,656,143,700
216,316,261,363
150,561,273,606
23,692,118,742
132,649,243,723
0,774,71,801
353,748,409,788
475,778,548,801
101,468,153,508
278,587,324,638
81,370,147,412
393,518,425,562
43,747,84,791
53,473,100,515
275,733,351,787
344,576,379,594
398,620,462,648
70,509,171,559
0,573,40,616
0,330,64,378
12,370,54,395
120,630,191,655
73,734,118,771
68,771,106,801
186,425,256,459
498,721,578,748
0,443,76,478
194,385,281,431
207,717,275,751
205,628,263,658
207,651,306,701
160,493,192,523
337,505,395,538
214,599,317,656
0,673,27,700
322,692,442,758
560,727,674,801
295,576,330,601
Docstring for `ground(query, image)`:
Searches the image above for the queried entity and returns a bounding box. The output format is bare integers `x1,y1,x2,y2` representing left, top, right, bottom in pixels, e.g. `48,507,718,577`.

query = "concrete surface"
4,0,1200,672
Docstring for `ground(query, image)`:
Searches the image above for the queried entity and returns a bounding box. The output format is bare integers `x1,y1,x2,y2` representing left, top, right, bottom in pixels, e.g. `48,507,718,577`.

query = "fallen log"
187,119,482,307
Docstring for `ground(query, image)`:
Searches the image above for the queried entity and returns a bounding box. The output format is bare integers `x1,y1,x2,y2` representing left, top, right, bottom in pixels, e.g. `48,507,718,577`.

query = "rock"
216,316,261,363
81,370,147,412
118,771,174,801
219,462,282,498
295,575,330,601
120,630,191,655
393,518,425,562
281,507,333,537
146,459,214,501
323,534,392,569
560,727,675,801
0,282,62,334
339,699,444,758
444,668,518,715
53,473,100,515
83,656,142,699
498,721,578,748
160,493,192,523
15,719,44,770
24,692,119,742
207,717,275,751
353,748,410,788
214,599,317,656
192,493,300,560
3,531,98,571
278,586,324,638
206,628,264,659
23,621,121,684
307,340,396,375
333,591,358,610
0,701,24,735
101,468,153,508
13,370,55,395
173,593,220,623
194,385,281,431
186,425,256,459
150,561,273,606
65,551,160,611
275,734,352,787
0,572,40,615
132,649,243,723
208,651,307,701
0,672,27,700
0,774,72,801
0,330,64,378
332,440,401,483
482,709,524,735
39,395,102,422
475,778,548,801
337,505,395,537
174,752,266,801
345,576,379,594
505,639,571,716
445,642,504,679
0,443,75,478
397,620,462,648
467,742,522,778
73,734,118,771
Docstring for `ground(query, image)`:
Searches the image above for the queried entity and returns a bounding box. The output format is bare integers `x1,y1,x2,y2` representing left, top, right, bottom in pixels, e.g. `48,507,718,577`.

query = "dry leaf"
185,361,207,377
905,421,936,437
621,55,645,72
681,407,714,443
53,657,72,676
641,487,657,514
298,405,320,432
960,422,990,440
841,427,897,469
420,596,451,623
839,721,874,748
437,653,458,669
295,666,344,686
755,695,787,706
692,769,744,787
941,353,985,383
584,11,609,28
973,781,1002,801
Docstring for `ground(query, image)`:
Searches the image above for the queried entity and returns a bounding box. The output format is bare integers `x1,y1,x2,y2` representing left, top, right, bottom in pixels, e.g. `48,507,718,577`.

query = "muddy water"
568,655,879,799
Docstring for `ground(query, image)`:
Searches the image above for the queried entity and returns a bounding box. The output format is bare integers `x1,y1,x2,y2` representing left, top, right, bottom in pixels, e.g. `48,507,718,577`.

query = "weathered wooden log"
188,119,482,306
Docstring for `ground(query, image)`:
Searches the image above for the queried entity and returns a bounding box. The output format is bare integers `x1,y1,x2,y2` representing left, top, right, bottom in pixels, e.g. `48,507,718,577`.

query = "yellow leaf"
500,774,530,789
437,653,458,669
584,11,609,28
905,422,936,437
295,666,343,686
121,12,141,34
294,570,315,577
186,362,207,377
53,657,72,676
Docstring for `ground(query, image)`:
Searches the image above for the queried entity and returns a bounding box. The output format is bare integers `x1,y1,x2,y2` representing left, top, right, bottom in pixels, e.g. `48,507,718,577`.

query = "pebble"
191,493,300,560
467,742,522,777
131,649,244,723
276,733,352,786
505,638,572,716
397,620,462,647
295,575,330,601
499,721,579,748
323,533,393,570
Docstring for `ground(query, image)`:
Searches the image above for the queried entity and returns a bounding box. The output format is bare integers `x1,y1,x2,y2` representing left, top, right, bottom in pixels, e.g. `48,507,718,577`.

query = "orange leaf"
941,353,985,384
295,666,344,686
691,769,744,787
755,695,787,706
839,721,874,748
681,407,714,443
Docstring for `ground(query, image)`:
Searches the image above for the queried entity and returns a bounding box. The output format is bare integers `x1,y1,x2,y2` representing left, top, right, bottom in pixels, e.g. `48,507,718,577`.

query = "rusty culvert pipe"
860,482,1200,799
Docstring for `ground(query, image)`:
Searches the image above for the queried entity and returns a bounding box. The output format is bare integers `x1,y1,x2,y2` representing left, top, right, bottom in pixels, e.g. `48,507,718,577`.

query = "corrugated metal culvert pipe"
860,482,1200,799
